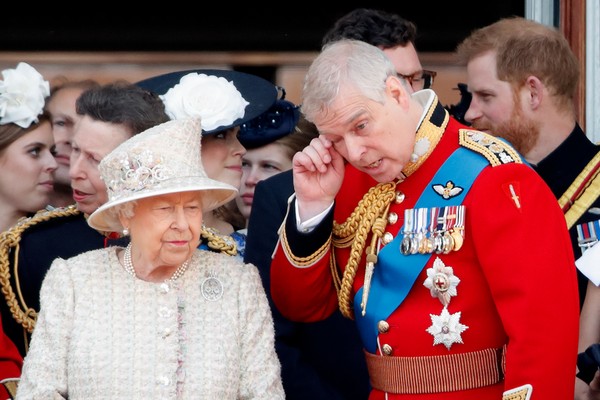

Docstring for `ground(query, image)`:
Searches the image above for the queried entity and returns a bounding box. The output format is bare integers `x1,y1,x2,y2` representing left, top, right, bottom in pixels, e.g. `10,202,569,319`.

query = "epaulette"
458,129,523,166
201,225,237,256
0,204,80,333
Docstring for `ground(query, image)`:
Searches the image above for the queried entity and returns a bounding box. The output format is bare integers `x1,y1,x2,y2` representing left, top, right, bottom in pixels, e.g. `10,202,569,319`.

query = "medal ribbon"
577,219,600,253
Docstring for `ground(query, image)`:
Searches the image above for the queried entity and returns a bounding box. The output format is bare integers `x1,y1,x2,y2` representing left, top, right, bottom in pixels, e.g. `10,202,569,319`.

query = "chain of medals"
400,205,465,256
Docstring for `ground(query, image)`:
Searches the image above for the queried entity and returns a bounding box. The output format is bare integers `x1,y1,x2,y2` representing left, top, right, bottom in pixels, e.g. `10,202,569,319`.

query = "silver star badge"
423,257,460,306
426,307,468,350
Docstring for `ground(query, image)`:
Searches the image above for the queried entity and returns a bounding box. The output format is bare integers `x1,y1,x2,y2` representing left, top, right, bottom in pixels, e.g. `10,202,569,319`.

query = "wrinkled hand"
292,136,345,221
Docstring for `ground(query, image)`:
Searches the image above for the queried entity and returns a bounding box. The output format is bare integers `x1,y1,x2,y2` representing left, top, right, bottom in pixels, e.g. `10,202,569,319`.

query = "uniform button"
382,344,393,355
157,376,171,386
162,327,172,338
387,212,398,225
377,320,389,333
160,283,170,294
158,307,171,318
395,191,405,204
382,232,394,244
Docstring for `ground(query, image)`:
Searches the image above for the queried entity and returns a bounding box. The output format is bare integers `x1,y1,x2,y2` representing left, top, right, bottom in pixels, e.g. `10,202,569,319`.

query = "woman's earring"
122,228,129,236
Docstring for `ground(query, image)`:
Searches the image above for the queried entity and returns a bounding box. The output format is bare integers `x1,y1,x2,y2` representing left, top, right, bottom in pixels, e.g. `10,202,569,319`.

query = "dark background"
1,3,525,53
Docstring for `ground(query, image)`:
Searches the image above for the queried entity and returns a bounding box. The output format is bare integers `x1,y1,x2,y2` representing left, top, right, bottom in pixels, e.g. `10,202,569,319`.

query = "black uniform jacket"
0,207,127,356
534,124,600,307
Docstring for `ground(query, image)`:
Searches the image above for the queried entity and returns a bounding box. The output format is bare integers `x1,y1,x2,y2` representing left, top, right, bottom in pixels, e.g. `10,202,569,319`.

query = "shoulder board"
458,129,523,166
9,205,81,234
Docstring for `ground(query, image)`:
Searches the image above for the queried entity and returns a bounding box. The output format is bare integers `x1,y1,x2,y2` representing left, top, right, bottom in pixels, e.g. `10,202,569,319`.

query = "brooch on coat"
201,272,223,301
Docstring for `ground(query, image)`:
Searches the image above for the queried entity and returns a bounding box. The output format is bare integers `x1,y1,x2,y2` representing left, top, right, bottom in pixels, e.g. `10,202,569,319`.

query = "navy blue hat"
136,69,278,135
238,96,300,149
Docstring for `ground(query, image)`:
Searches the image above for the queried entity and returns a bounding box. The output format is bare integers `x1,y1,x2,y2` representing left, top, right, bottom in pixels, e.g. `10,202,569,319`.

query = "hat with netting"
87,117,237,232
136,69,278,135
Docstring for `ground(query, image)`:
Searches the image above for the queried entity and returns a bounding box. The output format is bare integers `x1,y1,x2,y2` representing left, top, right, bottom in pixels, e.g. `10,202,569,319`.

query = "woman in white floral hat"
138,69,279,258
0,62,57,232
16,117,285,400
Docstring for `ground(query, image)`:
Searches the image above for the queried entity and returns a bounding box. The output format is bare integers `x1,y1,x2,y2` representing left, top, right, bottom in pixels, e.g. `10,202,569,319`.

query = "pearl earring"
122,228,129,236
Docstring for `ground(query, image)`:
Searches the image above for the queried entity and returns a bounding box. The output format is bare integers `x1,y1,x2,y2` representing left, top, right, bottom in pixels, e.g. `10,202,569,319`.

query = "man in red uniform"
270,39,579,399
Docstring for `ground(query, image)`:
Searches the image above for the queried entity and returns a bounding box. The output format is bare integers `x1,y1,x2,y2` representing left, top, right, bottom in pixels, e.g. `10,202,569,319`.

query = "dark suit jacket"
245,169,370,400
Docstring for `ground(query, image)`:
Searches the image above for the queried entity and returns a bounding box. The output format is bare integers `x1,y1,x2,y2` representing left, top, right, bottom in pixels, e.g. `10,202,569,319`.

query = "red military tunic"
0,317,22,399
271,96,579,399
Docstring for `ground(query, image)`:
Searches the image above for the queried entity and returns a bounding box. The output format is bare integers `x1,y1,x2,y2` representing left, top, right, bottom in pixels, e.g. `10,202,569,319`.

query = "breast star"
426,307,468,350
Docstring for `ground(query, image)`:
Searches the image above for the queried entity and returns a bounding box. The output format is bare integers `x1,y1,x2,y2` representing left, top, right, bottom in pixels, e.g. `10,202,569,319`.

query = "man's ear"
386,75,410,107
525,75,544,110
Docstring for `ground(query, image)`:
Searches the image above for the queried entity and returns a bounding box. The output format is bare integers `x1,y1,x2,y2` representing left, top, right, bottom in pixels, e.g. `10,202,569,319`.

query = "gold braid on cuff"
278,181,398,320
279,224,332,267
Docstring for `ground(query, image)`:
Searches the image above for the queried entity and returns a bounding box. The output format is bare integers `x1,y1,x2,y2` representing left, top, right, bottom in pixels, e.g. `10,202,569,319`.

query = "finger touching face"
313,80,416,183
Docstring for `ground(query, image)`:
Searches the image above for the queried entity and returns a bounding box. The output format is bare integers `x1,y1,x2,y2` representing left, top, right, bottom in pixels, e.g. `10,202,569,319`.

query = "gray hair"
301,39,399,123
106,200,138,227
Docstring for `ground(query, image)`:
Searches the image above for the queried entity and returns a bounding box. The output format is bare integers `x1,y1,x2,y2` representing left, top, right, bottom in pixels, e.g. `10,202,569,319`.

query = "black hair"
322,8,417,49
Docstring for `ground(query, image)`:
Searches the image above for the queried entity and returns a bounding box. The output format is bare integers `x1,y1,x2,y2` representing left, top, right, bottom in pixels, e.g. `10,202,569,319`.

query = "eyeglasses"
398,69,437,91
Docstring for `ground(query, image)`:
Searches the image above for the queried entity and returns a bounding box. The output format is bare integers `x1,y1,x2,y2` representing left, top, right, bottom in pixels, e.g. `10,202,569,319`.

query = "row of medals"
400,206,465,255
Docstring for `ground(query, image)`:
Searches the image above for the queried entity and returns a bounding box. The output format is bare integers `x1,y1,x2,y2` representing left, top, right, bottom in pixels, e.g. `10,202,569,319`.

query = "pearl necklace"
122,243,190,283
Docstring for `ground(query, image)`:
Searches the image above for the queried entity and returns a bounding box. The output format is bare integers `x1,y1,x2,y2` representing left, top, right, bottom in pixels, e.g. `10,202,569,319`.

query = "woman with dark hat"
233,95,317,231
16,117,284,399
137,69,278,258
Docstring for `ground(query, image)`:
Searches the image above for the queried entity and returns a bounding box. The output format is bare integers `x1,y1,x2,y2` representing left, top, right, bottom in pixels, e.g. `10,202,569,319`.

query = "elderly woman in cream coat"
16,118,284,399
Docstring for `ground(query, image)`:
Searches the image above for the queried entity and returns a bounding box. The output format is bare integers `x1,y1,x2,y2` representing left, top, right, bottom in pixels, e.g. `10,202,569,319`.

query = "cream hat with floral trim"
87,117,237,233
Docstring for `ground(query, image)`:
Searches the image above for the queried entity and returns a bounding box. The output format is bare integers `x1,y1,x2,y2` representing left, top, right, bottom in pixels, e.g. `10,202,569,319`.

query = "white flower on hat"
160,72,249,132
0,62,50,128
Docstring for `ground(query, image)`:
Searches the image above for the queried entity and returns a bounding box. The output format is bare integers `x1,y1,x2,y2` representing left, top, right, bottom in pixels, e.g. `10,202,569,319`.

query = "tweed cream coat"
16,247,284,399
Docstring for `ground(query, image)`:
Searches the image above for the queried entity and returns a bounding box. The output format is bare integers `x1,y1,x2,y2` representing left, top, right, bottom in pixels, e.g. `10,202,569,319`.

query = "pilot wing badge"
432,181,463,200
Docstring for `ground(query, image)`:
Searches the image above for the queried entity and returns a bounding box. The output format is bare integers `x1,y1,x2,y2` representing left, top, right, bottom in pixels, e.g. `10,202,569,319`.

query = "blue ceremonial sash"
355,147,488,352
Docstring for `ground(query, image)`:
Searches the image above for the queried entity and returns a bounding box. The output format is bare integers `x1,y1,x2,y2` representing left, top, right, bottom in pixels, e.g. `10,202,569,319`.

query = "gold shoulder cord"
558,150,600,229
329,100,445,319
332,181,397,319
200,226,238,256
0,206,80,336
328,97,446,318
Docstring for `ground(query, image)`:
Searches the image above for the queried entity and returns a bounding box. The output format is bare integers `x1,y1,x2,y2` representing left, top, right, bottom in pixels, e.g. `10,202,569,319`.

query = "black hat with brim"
136,69,278,135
